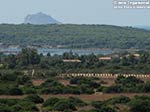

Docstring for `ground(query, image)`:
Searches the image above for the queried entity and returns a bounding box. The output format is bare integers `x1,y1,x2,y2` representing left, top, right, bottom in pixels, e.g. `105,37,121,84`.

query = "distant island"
24,12,61,25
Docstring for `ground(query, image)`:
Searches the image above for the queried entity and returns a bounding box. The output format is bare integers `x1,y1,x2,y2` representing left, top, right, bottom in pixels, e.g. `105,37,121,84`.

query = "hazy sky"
0,0,150,26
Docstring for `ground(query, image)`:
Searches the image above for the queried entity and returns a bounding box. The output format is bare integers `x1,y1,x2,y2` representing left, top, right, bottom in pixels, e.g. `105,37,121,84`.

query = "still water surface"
1,47,113,55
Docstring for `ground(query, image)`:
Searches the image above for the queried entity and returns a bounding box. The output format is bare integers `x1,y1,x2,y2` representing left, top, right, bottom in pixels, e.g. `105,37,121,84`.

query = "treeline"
1,95,150,112
2,48,150,74
1,24,150,49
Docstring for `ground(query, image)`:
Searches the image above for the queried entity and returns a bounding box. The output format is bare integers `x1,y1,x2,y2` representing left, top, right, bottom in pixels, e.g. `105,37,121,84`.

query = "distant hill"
0,24,150,49
24,12,61,25
135,25,150,30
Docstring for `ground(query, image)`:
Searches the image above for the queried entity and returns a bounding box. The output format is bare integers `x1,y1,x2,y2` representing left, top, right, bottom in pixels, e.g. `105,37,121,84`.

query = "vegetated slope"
0,24,150,49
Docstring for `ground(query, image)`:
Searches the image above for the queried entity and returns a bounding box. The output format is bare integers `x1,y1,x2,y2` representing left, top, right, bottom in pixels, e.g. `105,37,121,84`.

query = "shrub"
16,75,31,85
0,99,39,112
92,101,116,112
24,94,44,104
53,100,76,111
128,97,150,112
68,97,87,106
102,85,124,93
70,77,100,88
21,87,37,94
0,104,12,112
142,81,150,92
14,100,39,112
43,97,59,107
41,79,62,87
107,96,130,104
8,87,23,95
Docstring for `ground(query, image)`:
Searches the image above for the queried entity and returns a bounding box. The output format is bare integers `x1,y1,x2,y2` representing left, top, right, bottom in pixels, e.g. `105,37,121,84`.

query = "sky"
0,0,150,26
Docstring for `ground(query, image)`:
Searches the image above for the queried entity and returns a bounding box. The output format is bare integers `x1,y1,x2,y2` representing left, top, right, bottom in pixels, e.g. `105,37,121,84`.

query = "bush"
53,100,76,111
107,95,130,104
102,85,124,93
21,87,37,94
0,104,12,112
0,73,17,82
43,97,59,107
128,96,150,112
92,101,116,112
98,106,116,112
70,77,100,88
13,100,39,112
41,79,63,87
24,94,44,104
68,97,87,106
142,81,150,92
43,97,86,111
8,88,23,95
16,75,31,85
115,76,144,86
0,99,39,112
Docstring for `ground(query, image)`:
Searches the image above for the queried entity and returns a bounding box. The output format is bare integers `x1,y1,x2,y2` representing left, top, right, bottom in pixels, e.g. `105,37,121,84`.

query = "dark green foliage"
91,96,130,112
12,101,39,112
21,86,37,94
92,101,116,112
107,96,130,104
2,48,150,74
43,97,59,107
1,95,150,112
115,76,144,85
142,81,150,92
0,99,39,112
128,96,150,112
1,24,150,49
43,97,86,111
23,94,44,104
103,85,124,93
0,71,34,95
70,77,100,88
53,100,77,111
0,72,18,82
17,48,41,66
8,87,23,95
104,76,148,93
79,110,98,112
40,78,63,87
0,104,12,112
68,97,87,106
17,75,31,85
40,78,95,94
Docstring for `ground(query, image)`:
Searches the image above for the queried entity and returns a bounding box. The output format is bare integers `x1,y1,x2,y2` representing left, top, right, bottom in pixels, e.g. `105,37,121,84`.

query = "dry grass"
32,79,45,86
58,79,70,86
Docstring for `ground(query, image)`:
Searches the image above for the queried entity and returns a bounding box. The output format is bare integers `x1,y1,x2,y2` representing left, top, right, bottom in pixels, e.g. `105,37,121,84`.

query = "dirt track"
0,93,150,101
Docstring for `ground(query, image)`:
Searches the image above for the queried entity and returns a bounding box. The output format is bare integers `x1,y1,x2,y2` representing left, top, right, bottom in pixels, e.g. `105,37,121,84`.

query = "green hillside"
0,24,150,49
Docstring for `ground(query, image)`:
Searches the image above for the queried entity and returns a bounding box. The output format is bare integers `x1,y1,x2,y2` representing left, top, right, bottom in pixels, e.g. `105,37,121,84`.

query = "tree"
16,48,41,66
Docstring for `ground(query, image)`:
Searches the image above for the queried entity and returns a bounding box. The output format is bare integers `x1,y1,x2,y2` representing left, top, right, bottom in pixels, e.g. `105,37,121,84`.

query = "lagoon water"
1,47,113,55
